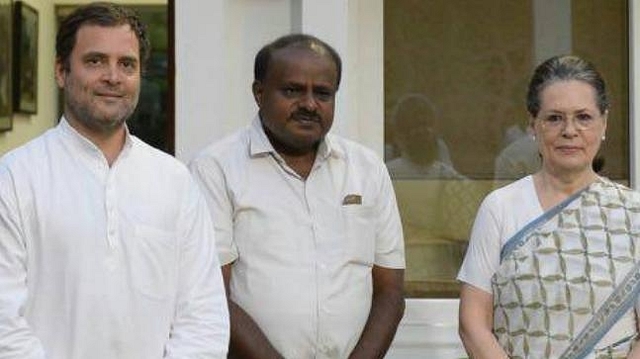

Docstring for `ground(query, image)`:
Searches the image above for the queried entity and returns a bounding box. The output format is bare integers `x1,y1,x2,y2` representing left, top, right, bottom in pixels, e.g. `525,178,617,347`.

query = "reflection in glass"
384,0,628,298
493,125,540,181
386,93,464,180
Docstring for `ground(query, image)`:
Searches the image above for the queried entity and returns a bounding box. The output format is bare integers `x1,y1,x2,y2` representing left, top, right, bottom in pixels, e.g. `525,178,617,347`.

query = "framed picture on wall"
12,0,37,114
0,0,12,131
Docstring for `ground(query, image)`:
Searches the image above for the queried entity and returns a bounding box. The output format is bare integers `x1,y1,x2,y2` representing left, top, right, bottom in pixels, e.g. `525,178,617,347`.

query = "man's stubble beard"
63,86,139,136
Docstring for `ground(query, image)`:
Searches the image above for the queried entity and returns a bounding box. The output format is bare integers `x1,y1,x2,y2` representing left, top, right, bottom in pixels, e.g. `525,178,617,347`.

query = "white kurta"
190,116,405,359
0,118,229,359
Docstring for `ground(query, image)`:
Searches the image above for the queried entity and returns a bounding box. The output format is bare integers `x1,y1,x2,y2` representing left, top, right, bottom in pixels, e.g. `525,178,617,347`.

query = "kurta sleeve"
163,177,229,358
0,163,46,358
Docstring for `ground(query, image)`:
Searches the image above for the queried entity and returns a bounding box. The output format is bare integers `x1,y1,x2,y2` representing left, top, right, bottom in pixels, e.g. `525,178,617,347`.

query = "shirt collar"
248,115,274,156
248,114,343,160
57,116,134,161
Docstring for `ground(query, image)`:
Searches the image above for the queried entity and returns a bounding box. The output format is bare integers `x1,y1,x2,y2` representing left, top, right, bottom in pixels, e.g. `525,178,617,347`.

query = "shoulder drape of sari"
492,179,640,359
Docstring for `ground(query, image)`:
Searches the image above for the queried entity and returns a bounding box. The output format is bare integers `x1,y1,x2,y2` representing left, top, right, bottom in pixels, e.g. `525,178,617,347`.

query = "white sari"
493,179,640,359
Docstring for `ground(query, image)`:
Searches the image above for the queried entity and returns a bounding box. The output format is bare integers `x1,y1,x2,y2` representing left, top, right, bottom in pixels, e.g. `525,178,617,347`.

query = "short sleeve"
457,193,503,294
189,156,238,266
373,161,405,269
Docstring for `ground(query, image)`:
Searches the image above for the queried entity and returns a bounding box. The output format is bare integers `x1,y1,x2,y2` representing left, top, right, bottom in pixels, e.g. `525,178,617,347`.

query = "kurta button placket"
105,171,118,250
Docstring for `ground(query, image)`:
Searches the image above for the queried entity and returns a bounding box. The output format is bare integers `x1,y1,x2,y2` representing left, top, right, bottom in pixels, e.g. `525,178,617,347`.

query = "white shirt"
189,117,405,359
0,118,229,359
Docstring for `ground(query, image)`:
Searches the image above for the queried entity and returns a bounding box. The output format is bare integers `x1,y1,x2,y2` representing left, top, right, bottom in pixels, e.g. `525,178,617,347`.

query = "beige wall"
0,0,165,156
0,0,55,156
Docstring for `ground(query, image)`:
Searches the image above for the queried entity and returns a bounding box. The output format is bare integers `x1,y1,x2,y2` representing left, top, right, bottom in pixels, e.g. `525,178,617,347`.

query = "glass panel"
55,4,172,154
0,0,12,131
384,0,629,298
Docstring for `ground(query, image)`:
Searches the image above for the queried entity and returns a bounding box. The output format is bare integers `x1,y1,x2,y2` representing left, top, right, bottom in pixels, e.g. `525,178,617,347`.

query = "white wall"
175,0,292,161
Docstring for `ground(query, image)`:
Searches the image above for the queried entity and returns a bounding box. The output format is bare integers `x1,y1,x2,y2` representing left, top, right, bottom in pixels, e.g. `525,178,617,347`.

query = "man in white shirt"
190,34,406,358
0,3,229,358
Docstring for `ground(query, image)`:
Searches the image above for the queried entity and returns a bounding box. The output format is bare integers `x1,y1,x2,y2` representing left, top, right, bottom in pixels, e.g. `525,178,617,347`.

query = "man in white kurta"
0,3,228,358
0,118,229,358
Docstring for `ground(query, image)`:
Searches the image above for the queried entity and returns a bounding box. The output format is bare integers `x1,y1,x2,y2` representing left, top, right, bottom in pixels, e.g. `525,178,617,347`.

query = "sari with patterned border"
492,178,640,359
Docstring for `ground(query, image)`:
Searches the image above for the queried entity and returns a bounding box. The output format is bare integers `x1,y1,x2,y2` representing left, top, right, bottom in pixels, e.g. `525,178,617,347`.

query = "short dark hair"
254,33,342,88
56,2,151,72
527,55,609,117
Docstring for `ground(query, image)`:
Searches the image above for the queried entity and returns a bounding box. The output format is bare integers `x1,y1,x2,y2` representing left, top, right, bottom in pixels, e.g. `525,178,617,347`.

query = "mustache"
94,86,125,97
291,109,321,122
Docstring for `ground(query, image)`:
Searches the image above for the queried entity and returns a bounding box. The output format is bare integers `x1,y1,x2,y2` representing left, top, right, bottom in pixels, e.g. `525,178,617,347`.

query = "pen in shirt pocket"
342,194,362,205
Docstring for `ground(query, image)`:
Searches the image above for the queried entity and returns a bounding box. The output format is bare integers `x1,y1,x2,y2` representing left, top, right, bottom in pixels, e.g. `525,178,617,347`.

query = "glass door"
384,1,629,356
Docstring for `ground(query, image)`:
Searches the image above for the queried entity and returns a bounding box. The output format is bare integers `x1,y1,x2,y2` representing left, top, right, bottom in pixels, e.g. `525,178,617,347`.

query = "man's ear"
54,60,66,89
252,80,263,108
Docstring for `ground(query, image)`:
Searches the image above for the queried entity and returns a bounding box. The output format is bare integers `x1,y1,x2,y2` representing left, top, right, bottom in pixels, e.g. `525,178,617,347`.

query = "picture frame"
0,0,12,130
12,0,37,114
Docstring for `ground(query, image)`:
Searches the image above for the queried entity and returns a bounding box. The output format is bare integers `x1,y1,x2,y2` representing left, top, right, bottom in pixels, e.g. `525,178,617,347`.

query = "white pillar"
175,0,291,161
175,0,227,161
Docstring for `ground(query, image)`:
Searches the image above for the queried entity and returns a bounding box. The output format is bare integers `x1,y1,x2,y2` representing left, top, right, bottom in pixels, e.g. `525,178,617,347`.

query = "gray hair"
526,55,609,117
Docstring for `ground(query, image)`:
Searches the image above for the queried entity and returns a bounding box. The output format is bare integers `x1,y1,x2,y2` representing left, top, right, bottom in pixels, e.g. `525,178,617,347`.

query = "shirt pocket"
130,224,177,301
342,204,376,266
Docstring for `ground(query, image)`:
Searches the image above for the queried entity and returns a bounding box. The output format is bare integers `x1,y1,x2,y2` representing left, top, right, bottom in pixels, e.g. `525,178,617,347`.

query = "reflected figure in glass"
493,124,540,181
386,93,463,180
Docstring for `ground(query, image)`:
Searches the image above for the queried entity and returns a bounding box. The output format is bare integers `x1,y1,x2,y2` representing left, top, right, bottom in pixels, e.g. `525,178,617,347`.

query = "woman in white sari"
458,55,640,359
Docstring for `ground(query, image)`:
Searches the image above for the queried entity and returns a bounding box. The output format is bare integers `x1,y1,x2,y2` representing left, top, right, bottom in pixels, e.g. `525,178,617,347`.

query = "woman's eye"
577,113,592,121
545,115,563,123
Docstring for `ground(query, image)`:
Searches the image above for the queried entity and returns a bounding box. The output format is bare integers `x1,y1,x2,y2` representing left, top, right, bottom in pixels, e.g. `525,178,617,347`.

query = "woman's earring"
532,135,536,141
602,135,606,141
